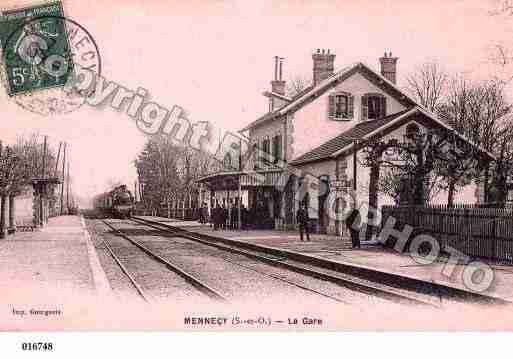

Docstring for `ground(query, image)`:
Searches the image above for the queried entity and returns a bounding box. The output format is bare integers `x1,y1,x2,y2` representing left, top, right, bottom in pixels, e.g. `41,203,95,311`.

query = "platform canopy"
197,169,288,190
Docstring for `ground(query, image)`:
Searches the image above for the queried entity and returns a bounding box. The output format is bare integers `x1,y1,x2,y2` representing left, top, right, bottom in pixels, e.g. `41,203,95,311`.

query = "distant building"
0,178,60,237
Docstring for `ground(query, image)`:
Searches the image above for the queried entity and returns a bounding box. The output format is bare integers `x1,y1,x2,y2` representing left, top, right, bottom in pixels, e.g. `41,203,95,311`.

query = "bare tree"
489,1,513,16
135,134,213,216
286,75,311,98
438,78,512,204
406,61,448,113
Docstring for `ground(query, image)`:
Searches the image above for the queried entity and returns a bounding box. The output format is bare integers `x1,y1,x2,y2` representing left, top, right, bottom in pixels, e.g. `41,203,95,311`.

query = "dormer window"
362,93,386,120
328,92,354,120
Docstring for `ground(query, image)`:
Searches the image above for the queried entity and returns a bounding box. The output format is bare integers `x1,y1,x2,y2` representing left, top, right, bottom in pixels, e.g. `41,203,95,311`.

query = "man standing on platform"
345,207,361,248
213,203,220,230
230,202,238,229
296,203,310,241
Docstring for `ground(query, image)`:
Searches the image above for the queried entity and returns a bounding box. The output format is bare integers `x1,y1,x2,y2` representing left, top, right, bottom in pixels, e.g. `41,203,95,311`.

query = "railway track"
127,217,441,307
103,219,358,305
131,216,510,306
101,220,227,303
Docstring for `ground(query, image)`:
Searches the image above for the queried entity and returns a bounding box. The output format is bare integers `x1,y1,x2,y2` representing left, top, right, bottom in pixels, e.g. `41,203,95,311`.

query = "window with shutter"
362,93,386,120
328,92,353,120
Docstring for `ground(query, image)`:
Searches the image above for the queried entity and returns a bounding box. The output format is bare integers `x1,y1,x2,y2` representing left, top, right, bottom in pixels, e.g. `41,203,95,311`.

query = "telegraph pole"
66,162,70,212
60,143,66,215
42,136,47,178
54,142,62,177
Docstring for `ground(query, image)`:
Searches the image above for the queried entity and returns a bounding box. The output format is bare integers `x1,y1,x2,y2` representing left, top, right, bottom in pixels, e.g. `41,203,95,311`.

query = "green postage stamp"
0,1,72,96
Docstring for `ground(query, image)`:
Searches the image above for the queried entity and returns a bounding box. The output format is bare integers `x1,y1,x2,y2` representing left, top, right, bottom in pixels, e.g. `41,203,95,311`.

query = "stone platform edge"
80,215,113,298
133,216,511,304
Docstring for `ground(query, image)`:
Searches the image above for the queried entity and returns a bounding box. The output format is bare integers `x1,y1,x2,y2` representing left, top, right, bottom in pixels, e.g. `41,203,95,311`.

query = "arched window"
362,93,386,120
319,175,330,197
405,122,420,140
223,152,232,169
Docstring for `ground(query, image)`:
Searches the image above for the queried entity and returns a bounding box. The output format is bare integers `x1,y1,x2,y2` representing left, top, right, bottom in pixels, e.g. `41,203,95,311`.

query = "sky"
1,0,513,205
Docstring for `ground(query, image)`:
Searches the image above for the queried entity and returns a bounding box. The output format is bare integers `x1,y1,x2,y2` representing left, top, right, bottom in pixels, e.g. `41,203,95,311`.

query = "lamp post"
353,139,358,191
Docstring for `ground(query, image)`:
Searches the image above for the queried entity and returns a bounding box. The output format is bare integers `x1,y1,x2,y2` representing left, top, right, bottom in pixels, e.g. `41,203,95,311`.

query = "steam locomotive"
93,185,134,218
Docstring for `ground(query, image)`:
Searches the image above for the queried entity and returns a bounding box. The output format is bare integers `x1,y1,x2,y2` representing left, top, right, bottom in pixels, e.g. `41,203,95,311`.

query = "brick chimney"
379,51,398,84
271,56,286,95
312,49,335,86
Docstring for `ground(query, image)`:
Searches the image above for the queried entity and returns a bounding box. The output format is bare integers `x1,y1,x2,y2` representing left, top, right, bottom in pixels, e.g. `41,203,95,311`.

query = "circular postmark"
1,15,101,115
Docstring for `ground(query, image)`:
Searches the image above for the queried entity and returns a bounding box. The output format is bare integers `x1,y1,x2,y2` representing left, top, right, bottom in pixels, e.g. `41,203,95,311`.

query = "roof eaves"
414,106,496,160
276,63,359,116
328,106,496,161
329,108,419,158
358,61,418,105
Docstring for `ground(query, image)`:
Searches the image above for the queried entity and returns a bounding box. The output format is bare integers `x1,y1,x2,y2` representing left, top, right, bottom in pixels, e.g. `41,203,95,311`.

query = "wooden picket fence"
381,204,513,262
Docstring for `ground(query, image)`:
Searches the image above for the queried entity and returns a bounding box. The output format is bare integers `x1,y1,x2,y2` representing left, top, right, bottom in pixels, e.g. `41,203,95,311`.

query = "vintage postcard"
1,0,513,343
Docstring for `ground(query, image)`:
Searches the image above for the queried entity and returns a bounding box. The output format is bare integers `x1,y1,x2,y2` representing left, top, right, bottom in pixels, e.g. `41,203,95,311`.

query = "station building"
197,49,489,235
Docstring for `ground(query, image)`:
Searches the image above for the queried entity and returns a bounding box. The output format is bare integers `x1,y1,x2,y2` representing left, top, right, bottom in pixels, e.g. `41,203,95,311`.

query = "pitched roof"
239,62,416,132
289,106,496,166
289,109,413,165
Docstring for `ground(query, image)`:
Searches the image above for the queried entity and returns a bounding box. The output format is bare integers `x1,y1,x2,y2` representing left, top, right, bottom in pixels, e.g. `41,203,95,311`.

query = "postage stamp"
0,1,71,96
0,1,101,115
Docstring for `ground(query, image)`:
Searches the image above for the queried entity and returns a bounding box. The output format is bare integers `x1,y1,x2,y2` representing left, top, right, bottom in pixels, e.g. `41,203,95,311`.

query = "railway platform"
0,215,111,303
134,216,513,302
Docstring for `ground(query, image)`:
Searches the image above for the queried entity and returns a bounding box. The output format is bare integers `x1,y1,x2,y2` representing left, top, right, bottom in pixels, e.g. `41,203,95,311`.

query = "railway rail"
103,219,357,305
127,217,443,307
131,216,509,306
101,220,227,302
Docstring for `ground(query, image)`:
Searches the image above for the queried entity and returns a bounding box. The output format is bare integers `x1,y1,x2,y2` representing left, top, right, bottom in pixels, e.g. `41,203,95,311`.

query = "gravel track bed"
86,220,143,302
87,219,212,304
111,219,402,307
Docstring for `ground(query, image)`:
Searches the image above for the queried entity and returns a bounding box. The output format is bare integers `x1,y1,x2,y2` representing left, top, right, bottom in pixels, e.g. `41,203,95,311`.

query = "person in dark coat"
240,204,247,230
230,203,238,229
345,208,361,248
221,204,228,230
198,203,205,224
213,203,220,230
202,203,208,224
296,203,310,241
